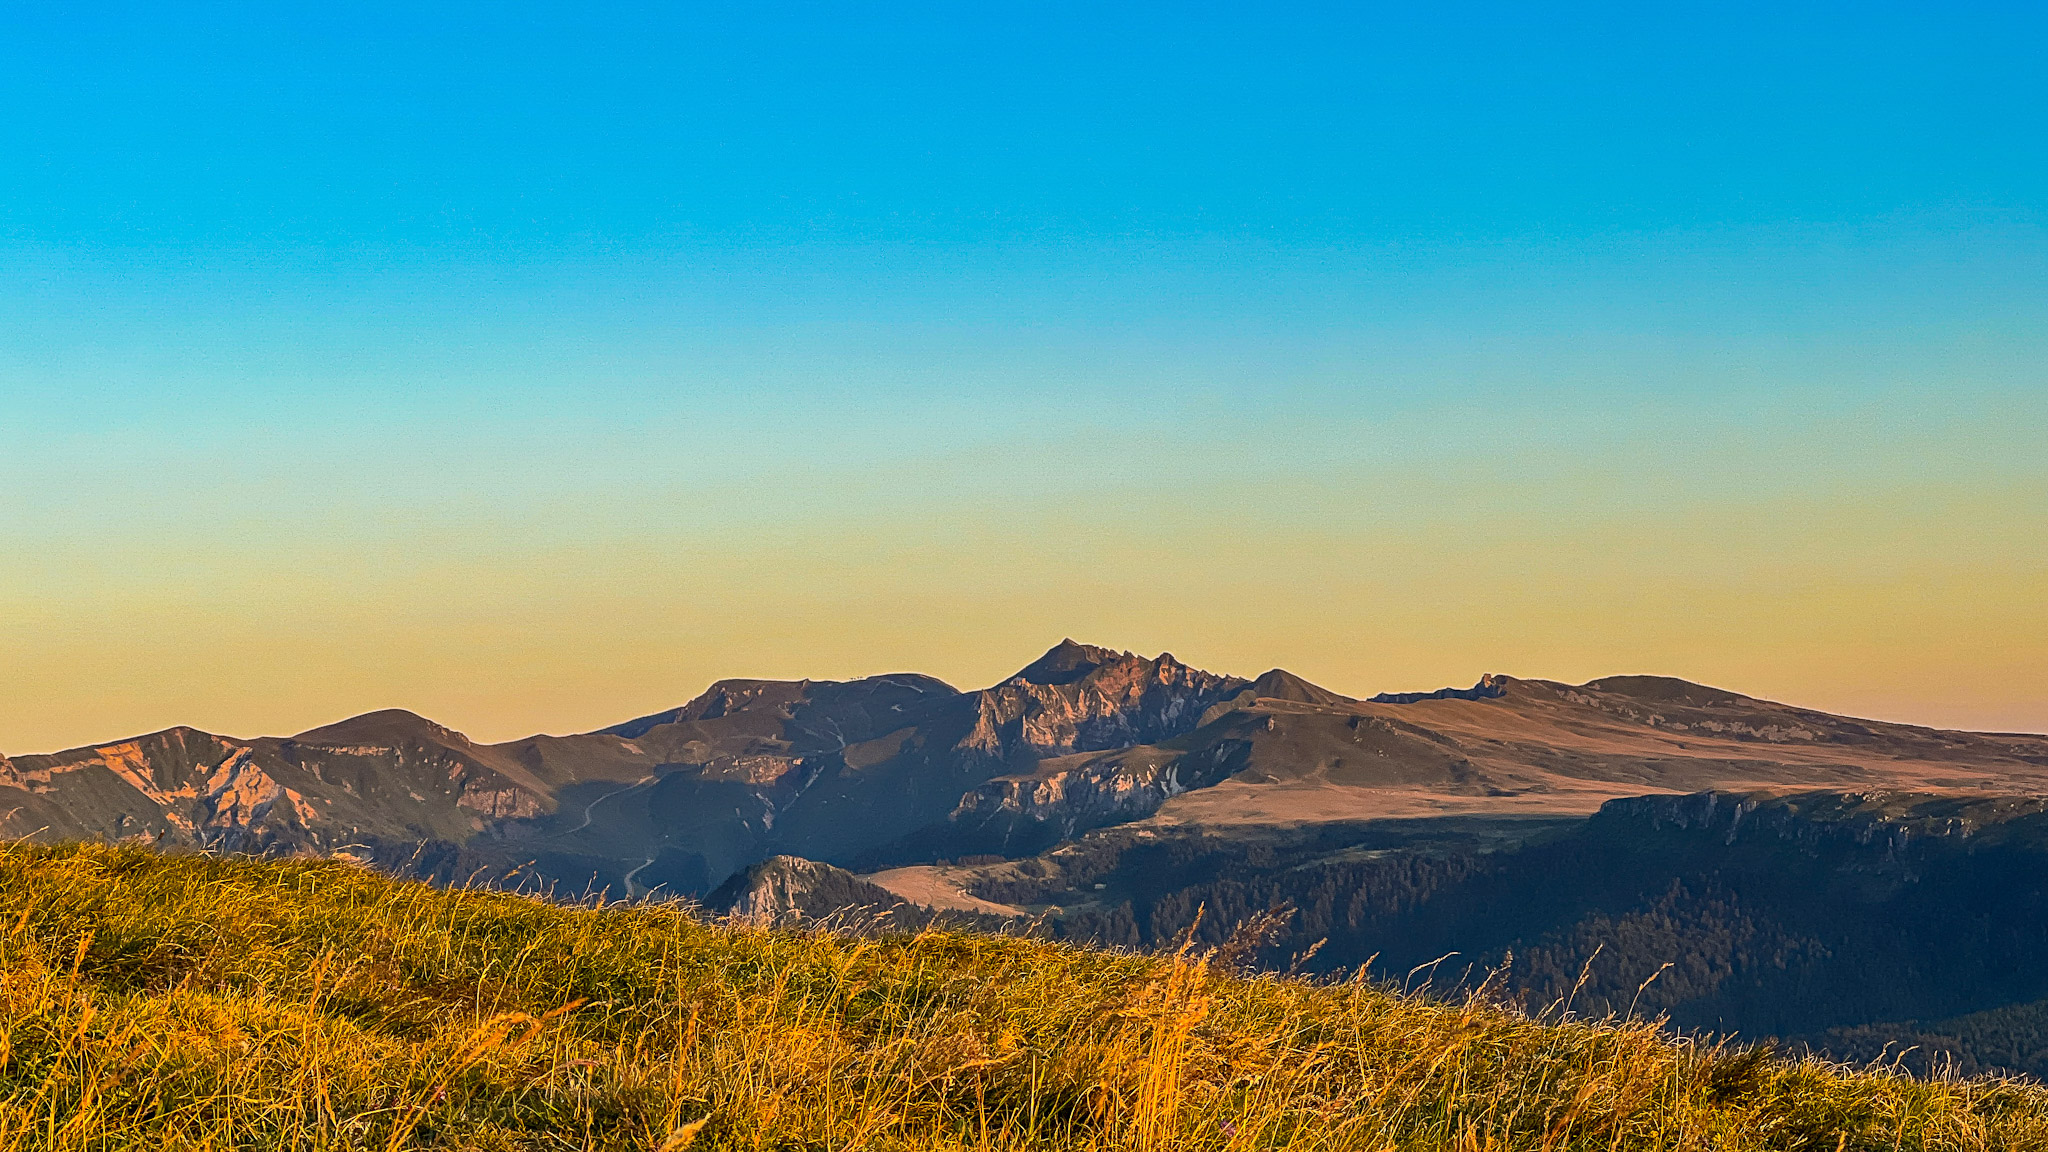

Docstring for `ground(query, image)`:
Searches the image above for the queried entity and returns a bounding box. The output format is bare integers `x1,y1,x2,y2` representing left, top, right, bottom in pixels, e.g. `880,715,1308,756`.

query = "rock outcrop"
1369,675,1507,705
704,855,917,923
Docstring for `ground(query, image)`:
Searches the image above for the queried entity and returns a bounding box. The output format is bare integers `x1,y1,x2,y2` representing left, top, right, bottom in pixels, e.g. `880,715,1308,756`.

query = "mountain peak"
1012,639,1127,686
1248,669,1353,706
1578,676,1749,708
291,708,467,747
597,673,960,739
598,679,815,737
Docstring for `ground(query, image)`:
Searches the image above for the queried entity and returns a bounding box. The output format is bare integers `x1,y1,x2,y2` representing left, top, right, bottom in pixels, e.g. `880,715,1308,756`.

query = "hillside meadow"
0,844,2043,1150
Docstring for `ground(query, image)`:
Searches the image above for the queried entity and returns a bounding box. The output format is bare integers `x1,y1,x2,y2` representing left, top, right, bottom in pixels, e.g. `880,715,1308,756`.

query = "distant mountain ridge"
0,642,1247,889
6,641,2047,899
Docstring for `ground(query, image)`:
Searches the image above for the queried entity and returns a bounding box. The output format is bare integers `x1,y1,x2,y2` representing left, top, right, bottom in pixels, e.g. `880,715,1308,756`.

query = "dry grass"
1,843,2044,1150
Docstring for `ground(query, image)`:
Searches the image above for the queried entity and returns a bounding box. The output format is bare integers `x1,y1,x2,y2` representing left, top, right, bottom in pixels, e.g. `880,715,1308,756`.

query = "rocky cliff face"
955,749,1194,830
956,641,1246,766
194,746,321,839
0,727,320,849
0,713,556,857
949,737,1256,844
1594,789,2048,854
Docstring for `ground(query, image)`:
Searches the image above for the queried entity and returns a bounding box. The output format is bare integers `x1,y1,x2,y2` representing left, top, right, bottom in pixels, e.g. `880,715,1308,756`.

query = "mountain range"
7,639,2046,898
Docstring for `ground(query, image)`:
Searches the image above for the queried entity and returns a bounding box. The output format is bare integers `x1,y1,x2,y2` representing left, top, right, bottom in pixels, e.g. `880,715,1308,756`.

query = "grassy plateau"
1,844,2044,1151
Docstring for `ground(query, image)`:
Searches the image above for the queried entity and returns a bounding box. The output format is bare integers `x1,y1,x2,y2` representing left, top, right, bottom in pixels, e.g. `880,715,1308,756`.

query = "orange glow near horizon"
6,456,2043,753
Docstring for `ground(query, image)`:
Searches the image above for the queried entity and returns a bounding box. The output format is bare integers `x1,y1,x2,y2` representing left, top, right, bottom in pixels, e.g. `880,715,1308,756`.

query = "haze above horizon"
4,2,2044,753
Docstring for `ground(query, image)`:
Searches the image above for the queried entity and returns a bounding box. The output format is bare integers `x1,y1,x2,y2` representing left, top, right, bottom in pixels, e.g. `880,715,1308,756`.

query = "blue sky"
6,3,2043,251
2,2,2045,749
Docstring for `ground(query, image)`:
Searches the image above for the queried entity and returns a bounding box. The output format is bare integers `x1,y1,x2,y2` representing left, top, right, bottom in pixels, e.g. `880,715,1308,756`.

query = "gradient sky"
3,2,2045,753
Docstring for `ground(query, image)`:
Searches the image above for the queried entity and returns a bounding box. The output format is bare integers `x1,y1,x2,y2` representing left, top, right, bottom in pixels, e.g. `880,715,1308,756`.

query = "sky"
2,2,2045,752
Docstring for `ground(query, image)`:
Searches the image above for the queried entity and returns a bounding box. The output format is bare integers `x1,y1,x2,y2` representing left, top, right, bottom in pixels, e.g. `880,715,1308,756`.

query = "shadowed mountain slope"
908,788,2048,1079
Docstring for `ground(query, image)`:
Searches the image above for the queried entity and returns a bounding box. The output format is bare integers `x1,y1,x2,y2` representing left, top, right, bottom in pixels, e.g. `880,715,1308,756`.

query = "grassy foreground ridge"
1,846,2043,1150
